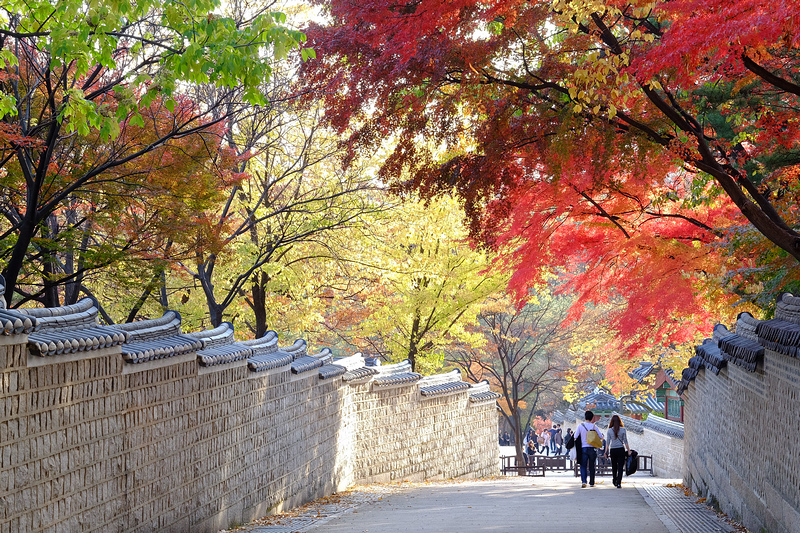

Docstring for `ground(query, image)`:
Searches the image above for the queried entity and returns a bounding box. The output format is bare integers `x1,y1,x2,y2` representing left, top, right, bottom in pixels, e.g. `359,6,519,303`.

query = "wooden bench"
572,454,654,476
500,455,546,476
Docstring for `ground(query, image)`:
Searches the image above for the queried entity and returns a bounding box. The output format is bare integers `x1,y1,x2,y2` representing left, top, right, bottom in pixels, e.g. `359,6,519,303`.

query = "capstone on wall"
0,334,498,533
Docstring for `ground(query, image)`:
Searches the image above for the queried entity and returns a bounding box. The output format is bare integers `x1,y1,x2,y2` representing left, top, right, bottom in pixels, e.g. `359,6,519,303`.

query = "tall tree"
302,0,800,353
450,291,575,473
0,95,241,309
349,196,508,373
0,0,307,306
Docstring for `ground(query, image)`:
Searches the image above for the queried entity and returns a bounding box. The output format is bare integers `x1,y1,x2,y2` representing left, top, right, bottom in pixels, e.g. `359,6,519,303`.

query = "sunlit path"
236,474,739,533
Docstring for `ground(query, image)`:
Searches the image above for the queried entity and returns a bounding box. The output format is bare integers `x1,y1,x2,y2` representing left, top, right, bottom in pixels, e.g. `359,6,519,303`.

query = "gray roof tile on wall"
418,370,468,397
775,292,800,324
642,416,684,439
121,335,204,364
291,355,324,374
22,299,129,356
468,390,501,403
756,318,800,358
114,311,205,364
239,331,279,354
0,308,37,335
197,344,253,366
281,339,308,359
467,380,501,403
114,311,183,342
20,297,99,332
420,380,470,397
248,351,294,372
372,372,422,387
694,340,726,374
735,312,760,341
318,364,347,380
29,326,129,356
186,322,235,349
718,334,763,371
309,347,333,364
342,366,379,382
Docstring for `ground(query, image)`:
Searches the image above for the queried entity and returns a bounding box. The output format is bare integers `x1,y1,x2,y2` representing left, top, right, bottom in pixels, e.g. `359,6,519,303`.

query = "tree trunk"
2,216,36,307
407,310,422,371
512,409,526,476
251,271,268,338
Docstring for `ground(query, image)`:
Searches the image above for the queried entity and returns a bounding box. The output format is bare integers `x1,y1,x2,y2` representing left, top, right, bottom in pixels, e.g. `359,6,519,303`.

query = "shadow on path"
233,473,742,533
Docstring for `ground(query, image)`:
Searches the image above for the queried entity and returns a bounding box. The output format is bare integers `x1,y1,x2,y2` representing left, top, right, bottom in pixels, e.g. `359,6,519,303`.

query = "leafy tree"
0,0,307,306
349,195,508,373
449,291,575,473
1,95,241,310
302,0,800,353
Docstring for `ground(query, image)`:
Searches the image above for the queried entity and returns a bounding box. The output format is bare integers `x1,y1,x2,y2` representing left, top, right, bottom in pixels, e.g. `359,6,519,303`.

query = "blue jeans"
579,447,598,485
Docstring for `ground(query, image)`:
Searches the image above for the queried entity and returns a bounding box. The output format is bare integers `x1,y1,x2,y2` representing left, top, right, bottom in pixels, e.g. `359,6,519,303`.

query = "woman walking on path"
574,410,604,487
604,414,631,488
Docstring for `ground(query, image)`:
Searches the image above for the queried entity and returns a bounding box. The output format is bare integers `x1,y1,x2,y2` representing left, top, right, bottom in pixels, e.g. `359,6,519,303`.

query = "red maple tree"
302,0,798,352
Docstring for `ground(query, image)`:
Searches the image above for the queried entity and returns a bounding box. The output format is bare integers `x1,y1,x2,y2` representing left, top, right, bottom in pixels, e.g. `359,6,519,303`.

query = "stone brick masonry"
0,333,499,533
681,296,800,533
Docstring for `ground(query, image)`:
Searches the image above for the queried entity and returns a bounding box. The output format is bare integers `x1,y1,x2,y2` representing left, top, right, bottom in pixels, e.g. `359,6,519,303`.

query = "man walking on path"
574,410,604,487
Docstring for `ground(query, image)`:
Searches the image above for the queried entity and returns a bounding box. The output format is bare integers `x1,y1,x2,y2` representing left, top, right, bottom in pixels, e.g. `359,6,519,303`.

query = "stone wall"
680,298,800,533
683,351,800,533
0,333,498,533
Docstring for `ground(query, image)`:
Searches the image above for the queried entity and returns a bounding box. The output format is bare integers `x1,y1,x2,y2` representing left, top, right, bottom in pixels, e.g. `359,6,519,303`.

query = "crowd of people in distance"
499,424,568,462
500,411,634,489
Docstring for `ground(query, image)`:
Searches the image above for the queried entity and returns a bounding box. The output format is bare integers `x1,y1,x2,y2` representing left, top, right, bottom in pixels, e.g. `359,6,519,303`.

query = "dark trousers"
610,448,626,486
579,447,598,484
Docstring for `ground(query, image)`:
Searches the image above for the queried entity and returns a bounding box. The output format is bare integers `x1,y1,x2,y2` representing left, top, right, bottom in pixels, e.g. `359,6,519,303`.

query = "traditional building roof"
629,361,657,382
578,390,619,412
577,388,663,415
618,414,644,434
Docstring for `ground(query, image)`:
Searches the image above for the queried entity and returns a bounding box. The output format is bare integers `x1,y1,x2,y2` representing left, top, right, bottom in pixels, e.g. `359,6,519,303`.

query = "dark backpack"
564,432,575,450
625,450,639,476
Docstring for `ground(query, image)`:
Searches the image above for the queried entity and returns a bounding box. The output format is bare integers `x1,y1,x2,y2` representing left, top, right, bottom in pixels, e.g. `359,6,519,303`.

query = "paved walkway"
230,472,743,533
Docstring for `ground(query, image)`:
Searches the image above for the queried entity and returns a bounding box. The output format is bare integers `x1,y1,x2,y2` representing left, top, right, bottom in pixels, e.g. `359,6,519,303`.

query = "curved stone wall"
0,308,499,532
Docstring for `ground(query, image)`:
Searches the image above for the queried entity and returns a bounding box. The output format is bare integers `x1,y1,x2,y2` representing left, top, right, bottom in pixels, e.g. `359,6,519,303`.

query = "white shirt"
574,422,603,448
